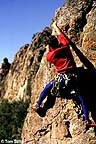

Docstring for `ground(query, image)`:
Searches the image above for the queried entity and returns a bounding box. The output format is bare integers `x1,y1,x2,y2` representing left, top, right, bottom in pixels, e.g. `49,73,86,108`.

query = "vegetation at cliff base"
0,99,30,140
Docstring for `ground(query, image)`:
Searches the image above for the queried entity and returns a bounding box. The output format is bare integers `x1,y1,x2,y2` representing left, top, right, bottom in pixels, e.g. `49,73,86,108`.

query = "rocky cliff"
0,0,96,143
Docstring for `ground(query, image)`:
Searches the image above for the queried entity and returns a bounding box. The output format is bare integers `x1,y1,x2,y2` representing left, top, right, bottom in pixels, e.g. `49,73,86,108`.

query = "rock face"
0,0,96,143
21,57,96,144
21,0,96,143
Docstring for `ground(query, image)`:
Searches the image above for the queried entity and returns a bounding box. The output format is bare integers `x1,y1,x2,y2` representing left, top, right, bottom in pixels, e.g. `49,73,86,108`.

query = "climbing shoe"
86,121,96,127
32,103,40,111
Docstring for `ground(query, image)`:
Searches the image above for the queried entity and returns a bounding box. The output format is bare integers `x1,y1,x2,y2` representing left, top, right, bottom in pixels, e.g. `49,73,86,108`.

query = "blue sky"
0,0,66,64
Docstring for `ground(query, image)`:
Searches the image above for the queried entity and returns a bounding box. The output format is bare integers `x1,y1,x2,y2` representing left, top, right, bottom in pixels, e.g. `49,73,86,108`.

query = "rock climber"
32,21,95,127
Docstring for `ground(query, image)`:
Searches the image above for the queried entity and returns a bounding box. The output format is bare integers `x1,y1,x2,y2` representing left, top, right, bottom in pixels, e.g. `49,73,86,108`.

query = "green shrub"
0,99,30,140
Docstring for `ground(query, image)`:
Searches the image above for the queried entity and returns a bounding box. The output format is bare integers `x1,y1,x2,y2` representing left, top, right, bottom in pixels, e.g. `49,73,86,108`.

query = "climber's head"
43,35,59,49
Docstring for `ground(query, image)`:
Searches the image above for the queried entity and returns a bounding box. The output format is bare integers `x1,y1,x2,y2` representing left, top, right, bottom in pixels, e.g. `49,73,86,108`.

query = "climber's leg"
78,95,96,127
78,95,89,122
32,80,54,110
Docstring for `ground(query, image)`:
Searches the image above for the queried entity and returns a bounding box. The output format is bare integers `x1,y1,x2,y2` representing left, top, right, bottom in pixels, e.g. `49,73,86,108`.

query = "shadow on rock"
37,94,56,117
78,68,96,123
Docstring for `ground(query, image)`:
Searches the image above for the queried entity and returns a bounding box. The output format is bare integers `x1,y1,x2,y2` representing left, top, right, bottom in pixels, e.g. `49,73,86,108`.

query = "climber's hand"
52,21,57,28
51,21,58,36
51,21,61,35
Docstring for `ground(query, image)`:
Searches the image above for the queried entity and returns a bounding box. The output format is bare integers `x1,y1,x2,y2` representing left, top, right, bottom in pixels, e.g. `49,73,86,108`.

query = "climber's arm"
52,21,69,45
46,45,53,53
46,45,50,53
51,21,61,35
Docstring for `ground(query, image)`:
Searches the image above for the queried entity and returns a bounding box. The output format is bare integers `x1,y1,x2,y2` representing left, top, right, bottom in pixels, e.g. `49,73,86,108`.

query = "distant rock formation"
0,28,51,102
0,57,11,81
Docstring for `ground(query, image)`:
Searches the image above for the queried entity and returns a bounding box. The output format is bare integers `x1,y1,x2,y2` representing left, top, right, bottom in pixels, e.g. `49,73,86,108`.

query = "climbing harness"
51,72,78,97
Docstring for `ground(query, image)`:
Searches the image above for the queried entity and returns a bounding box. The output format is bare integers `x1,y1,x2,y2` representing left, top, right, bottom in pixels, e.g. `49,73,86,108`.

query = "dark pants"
37,80,54,107
37,78,89,122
